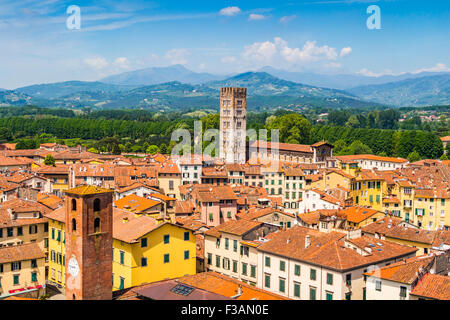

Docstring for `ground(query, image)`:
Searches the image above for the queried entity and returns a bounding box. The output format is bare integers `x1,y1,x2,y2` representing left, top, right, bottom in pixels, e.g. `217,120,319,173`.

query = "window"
93,198,101,212
225,238,229,250
242,263,247,275
164,234,170,244
346,273,351,285
120,251,125,265
400,286,407,298
184,250,190,260
72,218,77,231
375,280,382,291
233,240,237,252
141,257,147,267
141,238,147,248
265,257,271,267
264,274,271,288
250,265,256,278
294,282,300,298
309,287,316,300
7,227,13,237
310,268,316,280
13,274,19,285
232,260,237,273
326,292,333,300
119,277,125,290
31,259,37,268
227,211,231,218
71,199,77,211
31,272,37,282
164,254,170,263
0,264,3,273
184,232,190,241
280,260,285,272
17,227,23,236
279,278,286,293
11,262,21,271
294,264,300,276
216,255,220,268
0,228,2,238
327,273,333,285
94,217,100,233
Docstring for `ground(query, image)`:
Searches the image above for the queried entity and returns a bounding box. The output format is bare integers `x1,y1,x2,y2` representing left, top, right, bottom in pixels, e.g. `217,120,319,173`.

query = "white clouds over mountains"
241,37,352,68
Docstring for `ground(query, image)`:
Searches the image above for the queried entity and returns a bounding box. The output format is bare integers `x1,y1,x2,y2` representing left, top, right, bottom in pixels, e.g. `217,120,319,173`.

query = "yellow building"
414,189,450,230
0,243,46,299
45,208,66,287
37,165,70,197
46,206,196,291
350,170,386,211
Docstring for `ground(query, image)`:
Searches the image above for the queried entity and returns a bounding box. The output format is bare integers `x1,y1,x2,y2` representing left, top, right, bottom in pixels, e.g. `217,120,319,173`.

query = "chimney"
305,235,311,248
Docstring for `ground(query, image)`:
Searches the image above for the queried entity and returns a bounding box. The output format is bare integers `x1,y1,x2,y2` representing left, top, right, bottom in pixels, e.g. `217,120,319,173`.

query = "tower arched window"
94,217,100,233
94,198,101,212
71,199,77,211
72,218,77,231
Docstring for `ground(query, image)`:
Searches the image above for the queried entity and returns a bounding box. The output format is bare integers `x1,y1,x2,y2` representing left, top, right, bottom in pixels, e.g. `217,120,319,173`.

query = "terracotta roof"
410,273,450,300
194,185,238,202
205,219,263,238
37,165,69,175
114,194,161,213
0,155,29,167
238,207,295,221
150,193,176,202
309,189,342,206
37,193,63,210
0,242,45,264
385,225,437,245
364,254,434,284
112,208,164,243
335,154,408,164
361,216,402,236
114,278,230,300
250,140,313,154
440,136,450,142
340,206,381,224
175,200,195,215
45,206,65,223
66,185,113,195
258,226,417,272
178,272,289,300
175,213,207,232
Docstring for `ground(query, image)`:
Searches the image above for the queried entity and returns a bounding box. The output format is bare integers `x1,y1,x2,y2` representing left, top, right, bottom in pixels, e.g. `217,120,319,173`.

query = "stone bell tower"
219,87,247,164
64,185,114,300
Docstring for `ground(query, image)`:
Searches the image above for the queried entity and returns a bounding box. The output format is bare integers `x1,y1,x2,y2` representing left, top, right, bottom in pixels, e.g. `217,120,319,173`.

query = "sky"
0,0,448,89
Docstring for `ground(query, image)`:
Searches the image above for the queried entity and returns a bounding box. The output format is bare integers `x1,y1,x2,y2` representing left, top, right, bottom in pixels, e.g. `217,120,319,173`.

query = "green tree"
407,150,421,162
146,145,160,155
44,154,55,166
265,113,312,144
440,154,449,160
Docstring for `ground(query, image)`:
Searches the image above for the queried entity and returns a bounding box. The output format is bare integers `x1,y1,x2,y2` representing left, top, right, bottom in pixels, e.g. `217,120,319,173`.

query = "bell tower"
64,185,114,300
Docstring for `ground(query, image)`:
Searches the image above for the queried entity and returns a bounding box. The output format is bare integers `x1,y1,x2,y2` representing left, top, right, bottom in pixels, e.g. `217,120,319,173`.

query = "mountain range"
0,65,448,110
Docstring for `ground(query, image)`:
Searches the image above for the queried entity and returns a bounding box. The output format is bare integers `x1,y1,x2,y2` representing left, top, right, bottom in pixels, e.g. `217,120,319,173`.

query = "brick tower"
219,87,247,164
64,185,114,300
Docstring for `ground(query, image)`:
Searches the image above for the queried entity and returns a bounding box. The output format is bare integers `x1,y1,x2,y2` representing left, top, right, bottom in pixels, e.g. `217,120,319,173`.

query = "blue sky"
0,0,448,88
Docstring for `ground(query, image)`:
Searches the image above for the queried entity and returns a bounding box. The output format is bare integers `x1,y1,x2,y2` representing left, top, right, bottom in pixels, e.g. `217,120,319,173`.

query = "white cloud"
83,57,108,70
165,49,190,65
340,47,352,57
412,63,450,74
277,38,338,63
280,15,296,24
249,14,266,21
242,40,278,62
356,68,396,77
219,6,241,17
113,57,130,69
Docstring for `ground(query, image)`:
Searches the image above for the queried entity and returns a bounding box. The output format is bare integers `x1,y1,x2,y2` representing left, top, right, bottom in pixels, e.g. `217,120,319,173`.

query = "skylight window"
171,284,194,296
